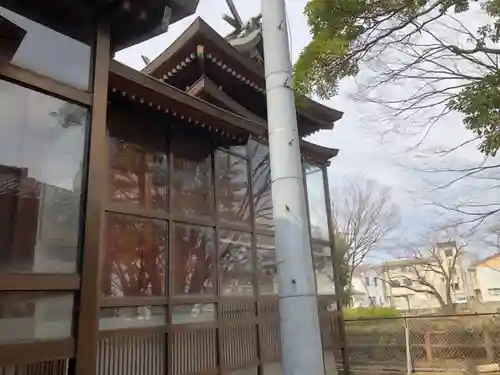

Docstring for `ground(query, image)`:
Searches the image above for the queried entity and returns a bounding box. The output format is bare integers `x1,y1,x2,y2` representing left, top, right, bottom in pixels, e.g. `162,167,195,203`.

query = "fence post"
405,318,412,374
484,329,495,363
424,331,433,362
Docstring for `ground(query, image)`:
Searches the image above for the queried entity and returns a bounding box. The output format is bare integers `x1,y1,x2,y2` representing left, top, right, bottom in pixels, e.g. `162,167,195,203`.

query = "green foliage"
343,307,401,320
294,0,500,156
333,233,352,305
448,72,500,156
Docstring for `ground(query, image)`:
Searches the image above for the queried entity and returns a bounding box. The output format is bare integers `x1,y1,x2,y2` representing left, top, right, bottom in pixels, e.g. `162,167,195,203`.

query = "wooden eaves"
141,18,343,135
0,15,26,67
0,0,200,50
109,60,339,165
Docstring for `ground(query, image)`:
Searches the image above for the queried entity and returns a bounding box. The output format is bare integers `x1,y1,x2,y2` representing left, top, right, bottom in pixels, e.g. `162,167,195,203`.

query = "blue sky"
115,0,495,254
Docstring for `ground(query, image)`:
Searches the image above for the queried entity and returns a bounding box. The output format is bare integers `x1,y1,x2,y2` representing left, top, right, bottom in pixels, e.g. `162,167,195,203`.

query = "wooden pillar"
484,329,495,362
323,165,350,375
74,23,111,375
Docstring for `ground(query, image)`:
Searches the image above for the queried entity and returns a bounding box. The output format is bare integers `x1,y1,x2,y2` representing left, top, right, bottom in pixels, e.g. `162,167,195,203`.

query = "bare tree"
385,239,466,313
296,1,500,229
332,177,400,289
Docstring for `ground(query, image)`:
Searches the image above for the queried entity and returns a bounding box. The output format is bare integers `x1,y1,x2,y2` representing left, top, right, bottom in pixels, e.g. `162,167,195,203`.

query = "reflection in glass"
312,242,335,295
172,127,214,220
304,163,329,241
0,6,91,89
108,114,168,212
219,231,254,295
172,224,215,295
171,304,216,324
0,80,86,273
215,151,250,224
102,214,167,297
99,306,166,330
223,144,247,157
249,140,273,231
256,235,277,295
0,292,73,344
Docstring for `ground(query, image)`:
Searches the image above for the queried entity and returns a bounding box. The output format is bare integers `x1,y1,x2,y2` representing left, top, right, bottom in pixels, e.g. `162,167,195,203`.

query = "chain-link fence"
343,313,500,374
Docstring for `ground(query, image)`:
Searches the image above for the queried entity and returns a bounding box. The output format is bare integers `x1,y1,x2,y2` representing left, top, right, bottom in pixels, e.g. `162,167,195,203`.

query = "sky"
115,0,497,256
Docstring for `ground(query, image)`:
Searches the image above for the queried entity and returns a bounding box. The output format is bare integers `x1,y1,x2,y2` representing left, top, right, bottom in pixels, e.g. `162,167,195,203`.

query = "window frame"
0,10,98,369
0,78,89,292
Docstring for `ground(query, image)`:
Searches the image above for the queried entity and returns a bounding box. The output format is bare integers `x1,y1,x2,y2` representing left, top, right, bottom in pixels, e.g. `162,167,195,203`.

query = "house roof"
141,17,343,137
470,253,500,269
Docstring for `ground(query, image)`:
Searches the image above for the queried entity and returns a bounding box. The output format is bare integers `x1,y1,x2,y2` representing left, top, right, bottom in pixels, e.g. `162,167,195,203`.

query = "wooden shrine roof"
109,60,339,165
141,17,343,137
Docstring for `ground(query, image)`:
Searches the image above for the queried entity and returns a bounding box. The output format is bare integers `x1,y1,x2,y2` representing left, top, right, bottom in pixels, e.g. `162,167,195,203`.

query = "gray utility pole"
261,1,326,375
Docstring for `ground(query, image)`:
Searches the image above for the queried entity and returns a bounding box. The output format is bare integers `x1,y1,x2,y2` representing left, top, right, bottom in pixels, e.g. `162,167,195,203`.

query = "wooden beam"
0,339,74,365
0,63,92,106
0,274,80,291
196,44,206,76
74,23,111,375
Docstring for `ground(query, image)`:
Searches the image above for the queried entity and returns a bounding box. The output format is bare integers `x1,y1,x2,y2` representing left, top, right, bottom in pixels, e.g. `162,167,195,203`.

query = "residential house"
381,241,469,313
469,254,500,306
350,265,387,308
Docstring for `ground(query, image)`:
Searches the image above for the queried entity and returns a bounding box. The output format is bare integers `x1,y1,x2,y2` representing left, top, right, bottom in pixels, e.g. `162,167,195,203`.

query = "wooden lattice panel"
258,298,279,318
259,322,281,361
172,327,217,375
220,324,258,368
0,359,68,375
220,299,255,320
97,331,165,375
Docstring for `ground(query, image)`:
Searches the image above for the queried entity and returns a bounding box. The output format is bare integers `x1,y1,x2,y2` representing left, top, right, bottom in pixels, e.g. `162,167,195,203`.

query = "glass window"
256,234,277,295
304,163,329,241
172,224,215,295
172,127,214,220
0,80,86,274
99,306,166,330
219,230,254,295
171,303,216,324
312,242,335,295
221,143,247,157
215,150,250,224
0,292,73,344
108,113,168,212
489,288,500,296
102,213,167,297
0,6,91,89
249,140,274,231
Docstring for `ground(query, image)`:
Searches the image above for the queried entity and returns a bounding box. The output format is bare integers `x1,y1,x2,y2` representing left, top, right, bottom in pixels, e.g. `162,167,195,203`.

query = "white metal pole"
261,1,325,375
